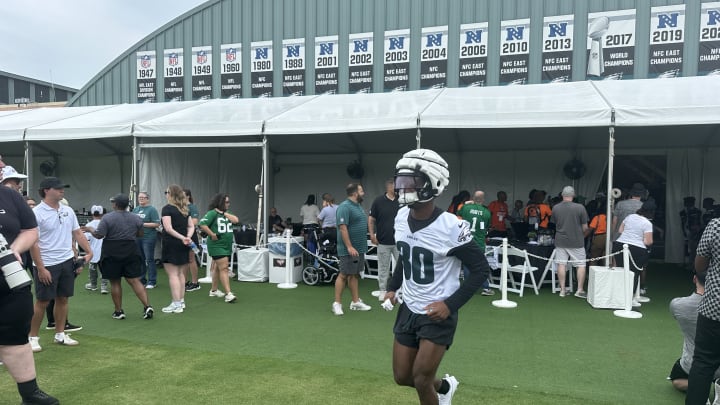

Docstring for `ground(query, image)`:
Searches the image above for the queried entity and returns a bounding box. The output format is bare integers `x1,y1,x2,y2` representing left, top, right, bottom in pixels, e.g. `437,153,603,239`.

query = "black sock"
18,378,39,398
437,378,450,395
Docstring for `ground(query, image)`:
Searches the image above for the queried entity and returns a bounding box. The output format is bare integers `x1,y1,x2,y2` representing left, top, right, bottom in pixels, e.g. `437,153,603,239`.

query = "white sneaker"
438,374,459,405
54,333,79,346
377,291,386,301
180,299,186,309
162,302,184,313
209,290,226,298
349,300,372,311
29,336,42,352
332,302,344,316
225,292,237,303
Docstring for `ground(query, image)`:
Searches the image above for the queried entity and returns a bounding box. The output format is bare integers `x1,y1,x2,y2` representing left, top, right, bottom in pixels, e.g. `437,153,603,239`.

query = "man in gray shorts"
551,186,589,298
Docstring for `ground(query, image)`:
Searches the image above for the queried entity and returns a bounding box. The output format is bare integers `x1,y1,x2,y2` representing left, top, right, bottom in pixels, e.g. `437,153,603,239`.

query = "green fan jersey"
457,203,491,249
199,210,234,257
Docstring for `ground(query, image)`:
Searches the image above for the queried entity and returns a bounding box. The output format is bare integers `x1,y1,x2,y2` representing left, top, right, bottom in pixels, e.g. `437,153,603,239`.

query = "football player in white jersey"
385,149,490,405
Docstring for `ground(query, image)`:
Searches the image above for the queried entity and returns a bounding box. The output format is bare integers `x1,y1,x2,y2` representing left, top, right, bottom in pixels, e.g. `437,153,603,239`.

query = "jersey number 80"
397,241,435,285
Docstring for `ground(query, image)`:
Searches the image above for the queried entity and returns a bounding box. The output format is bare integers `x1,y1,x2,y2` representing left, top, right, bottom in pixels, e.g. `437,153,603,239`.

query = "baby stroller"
302,229,339,286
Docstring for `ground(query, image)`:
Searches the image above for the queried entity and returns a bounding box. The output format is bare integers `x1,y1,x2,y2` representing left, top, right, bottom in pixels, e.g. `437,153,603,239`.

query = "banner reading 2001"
586,9,636,80
315,35,339,95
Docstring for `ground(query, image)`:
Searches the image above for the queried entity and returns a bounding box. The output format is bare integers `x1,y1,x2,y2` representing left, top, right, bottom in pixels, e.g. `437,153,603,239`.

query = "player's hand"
424,301,450,321
385,291,396,304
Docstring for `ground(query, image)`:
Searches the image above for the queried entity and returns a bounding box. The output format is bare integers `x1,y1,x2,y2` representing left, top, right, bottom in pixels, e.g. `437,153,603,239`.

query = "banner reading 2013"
383,29,410,92
541,15,574,83
499,18,530,85
136,51,156,103
420,26,448,89
649,5,685,78
586,9,636,80
698,2,720,76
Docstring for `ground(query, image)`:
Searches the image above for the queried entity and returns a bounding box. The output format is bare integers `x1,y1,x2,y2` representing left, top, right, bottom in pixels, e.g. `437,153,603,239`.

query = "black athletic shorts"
100,254,143,280
0,286,34,345
393,303,458,349
668,358,688,381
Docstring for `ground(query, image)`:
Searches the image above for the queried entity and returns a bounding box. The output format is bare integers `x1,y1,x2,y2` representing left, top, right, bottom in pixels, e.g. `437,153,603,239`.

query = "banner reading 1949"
649,5,685,78
136,51,156,103
348,32,373,93
220,43,242,99
458,22,488,87
251,41,273,98
164,48,183,101
699,2,720,76
541,15,574,83
282,38,305,96
499,18,530,85
191,46,212,100
384,29,410,92
586,9,636,80
420,26,448,89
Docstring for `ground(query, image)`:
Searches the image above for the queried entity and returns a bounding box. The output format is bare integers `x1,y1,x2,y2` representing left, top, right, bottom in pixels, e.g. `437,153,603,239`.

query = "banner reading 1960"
191,46,212,100
542,15,574,83
458,22,488,87
315,35,339,95
282,38,305,96
383,29,410,92
586,9,636,80
649,5,685,78
164,48,183,101
136,51,156,103
348,32,373,93
699,2,720,76
499,18,530,85
420,26,448,89
251,41,273,97
220,43,242,99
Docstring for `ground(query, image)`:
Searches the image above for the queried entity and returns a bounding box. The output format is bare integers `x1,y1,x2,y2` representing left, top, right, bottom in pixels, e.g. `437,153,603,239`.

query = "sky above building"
0,0,208,89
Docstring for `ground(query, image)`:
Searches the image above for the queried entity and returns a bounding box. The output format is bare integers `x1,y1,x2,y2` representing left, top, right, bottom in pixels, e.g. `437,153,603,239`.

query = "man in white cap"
1,165,28,193
551,186,589,298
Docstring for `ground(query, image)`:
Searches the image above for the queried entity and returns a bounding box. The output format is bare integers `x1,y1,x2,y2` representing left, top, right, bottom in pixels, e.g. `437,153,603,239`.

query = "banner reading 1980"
220,43,242,99
384,29,410,92
191,46,212,100
251,41,273,97
164,48,183,101
499,18,530,85
420,26,448,89
348,32,373,93
541,15,574,83
586,9,636,80
282,38,305,96
458,22,488,87
649,5,685,78
315,35,339,95
136,51,156,103
699,2,720,76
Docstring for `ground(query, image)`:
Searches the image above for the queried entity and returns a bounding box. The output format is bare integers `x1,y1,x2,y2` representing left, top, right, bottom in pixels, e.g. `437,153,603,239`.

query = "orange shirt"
589,214,607,235
487,200,509,231
525,203,552,228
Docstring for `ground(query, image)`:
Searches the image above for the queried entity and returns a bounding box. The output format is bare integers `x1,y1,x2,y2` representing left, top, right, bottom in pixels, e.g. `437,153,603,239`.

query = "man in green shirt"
457,190,494,295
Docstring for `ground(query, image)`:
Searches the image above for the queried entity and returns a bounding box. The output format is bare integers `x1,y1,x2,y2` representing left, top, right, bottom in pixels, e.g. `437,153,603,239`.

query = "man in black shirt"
368,178,400,301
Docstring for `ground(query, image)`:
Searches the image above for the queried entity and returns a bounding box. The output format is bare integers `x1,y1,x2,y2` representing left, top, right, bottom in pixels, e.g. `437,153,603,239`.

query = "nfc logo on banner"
319,42,335,55
505,26,525,41
657,13,680,29
425,33,443,47
464,30,483,44
389,37,406,50
548,23,568,37
352,39,369,53
255,48,270,59
285,45,301,58
708,10,720,25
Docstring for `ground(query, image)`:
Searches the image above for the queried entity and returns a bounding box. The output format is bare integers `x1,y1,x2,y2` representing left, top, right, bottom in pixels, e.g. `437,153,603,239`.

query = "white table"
587,266,633,309
236,248,269,282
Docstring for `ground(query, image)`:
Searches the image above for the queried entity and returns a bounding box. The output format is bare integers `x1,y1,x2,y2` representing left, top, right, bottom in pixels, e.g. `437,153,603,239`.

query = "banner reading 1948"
282,38,305,96
649,5,685,78
384,29,410,92
420,26,448,89
191,46,212,100
698,2,720,76
541,15,574,83
348,32,373,93
499,18,530,85
164,48,183,101
136,51,156,103
251,41,273,97
220,43,242,99
315,35,339,95
458,22,488,87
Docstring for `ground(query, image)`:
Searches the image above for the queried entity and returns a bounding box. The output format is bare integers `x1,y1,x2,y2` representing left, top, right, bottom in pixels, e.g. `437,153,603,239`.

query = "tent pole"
132,134,138,205
416,114,422,149
24,140,32,193
262,135,269,246
605,110,616,265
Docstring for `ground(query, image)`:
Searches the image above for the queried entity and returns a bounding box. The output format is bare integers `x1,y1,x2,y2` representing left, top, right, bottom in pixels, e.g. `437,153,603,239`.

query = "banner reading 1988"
220,43,242,99
499,18,530,85
136,51,156,103
251,41,273,97
459,22,488,87
348,32,373,93
315,35,339,95
384,29,410,92
420,26,448,89
699,2,720,76
164,48,183,101
282,38,305,96
649,5,685,78
586,9,636,80
542,15,574,83
191,46,212,100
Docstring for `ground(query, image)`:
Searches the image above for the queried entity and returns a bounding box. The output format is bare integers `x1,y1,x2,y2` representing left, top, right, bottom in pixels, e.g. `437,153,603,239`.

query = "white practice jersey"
394,206,473,314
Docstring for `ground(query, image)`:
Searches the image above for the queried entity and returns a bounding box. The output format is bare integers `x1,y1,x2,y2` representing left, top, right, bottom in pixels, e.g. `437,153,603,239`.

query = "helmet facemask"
394,170,434,206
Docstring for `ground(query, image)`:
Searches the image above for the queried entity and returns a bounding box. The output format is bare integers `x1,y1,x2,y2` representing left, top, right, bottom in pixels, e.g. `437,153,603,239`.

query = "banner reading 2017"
586,9,636,80
649,5,685,78
499,18,530,85
383,29,410,92
136,51,156,103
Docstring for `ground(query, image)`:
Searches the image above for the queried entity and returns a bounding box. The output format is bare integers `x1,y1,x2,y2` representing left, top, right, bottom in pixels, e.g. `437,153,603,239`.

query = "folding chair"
485,246,501,289
504,246,540,297
538,249,575,294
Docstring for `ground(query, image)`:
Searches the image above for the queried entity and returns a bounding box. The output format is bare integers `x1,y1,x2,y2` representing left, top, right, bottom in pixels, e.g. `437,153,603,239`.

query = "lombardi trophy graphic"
587,16,610,77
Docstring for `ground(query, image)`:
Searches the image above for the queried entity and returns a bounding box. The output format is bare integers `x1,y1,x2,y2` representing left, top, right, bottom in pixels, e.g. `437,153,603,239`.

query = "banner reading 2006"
136,51,156,103
458,23,488,87
649,5,685,78
384,29,410,92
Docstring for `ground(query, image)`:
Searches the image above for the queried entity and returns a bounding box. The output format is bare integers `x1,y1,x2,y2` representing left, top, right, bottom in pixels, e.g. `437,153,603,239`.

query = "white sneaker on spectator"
162,302,184,313
225,292,237,303
29,336,42,352
54,333,79,346
209,290,226,298
349,300,371,311
377,291,386,301
331,302,344,316
438,374,459,405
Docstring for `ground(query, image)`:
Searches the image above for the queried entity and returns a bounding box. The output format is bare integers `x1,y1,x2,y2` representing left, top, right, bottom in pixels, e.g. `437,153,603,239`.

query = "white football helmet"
394,149,450,206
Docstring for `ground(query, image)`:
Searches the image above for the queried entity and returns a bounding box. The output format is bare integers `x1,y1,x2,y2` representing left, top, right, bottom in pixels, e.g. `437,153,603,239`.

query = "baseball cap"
110,193,130,206
39,177,69,190
0,165,28,182
630,183,646,197
90,205,104,215
561,186,575,197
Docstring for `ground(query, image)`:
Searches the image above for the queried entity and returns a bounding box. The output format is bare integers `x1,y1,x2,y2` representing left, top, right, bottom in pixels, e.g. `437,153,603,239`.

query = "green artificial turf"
0,261,698,404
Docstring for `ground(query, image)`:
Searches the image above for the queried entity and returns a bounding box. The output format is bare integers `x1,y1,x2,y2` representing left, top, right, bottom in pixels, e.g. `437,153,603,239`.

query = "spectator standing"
586,204,608,263
300,194,320,257
184,189,203,291
457,190,494,295
81,205,108,293
613,199,655,307
318,193,338,244
368,179,400,301
160,185,194,314
199,193,240,303
680,196,703,267
488,191,510,238
29,177,93,350
92,194,154,320
331,183,371,315
551,186,589,298
686,218,720,404
447,190,470,215
612,183,645,241
0,165,28,194
133,191,160,289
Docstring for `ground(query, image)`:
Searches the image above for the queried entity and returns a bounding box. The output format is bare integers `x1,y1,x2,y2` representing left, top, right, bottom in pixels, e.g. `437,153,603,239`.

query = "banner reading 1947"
420,26,448,89
220,43,242,99
458,22,488,87
251,41,273,98
315,35,339,95
348,32,373,93
282,38,305,96
699,2,720,76
541,15,574,83
586,9,636,80
384,29,410,92
136,51,156,103
164,48,183,101
649,5,685,78
191,46,212,100
499,18,530,85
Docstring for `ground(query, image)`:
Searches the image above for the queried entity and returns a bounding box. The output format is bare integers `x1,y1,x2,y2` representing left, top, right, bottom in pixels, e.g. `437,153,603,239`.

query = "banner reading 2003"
384,29,410,92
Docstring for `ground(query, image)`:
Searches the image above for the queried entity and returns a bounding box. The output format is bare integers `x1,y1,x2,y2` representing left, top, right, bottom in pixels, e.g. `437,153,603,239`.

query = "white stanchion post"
278,230,297,289
198,257,213,283
492,238,517,309
614,244,641,319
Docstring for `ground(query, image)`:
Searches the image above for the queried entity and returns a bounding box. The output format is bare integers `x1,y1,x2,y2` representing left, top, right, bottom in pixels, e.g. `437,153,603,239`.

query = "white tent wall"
666,148,705,265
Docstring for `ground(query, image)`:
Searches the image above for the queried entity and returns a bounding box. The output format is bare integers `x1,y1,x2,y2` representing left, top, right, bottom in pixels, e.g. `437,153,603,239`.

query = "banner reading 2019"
649,5,685,78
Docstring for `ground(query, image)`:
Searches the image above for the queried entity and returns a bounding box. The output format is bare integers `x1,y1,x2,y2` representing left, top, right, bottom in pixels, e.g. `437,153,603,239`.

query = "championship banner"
282,38,305,96
499,18,530,85
383,29,410,92
314,35,339,95
586,9,636,80
250,41,273,98
191,46,212,100
541,15,574,83
699,2,720,76
220,43,242,99
649,5,685,78
136,51,156,103
420,26,448,89
163,48,184,101
348,32,373,93
458,22,488,87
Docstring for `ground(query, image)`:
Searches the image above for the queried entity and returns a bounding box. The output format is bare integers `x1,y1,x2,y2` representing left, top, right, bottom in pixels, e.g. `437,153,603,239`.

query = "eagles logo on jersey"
457,223,472,243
